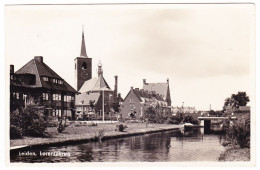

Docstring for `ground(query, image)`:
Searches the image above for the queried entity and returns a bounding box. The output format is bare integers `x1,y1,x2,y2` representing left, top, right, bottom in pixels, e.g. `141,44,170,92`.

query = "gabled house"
120,86,171,119
143,79,172,106
10,56,78,120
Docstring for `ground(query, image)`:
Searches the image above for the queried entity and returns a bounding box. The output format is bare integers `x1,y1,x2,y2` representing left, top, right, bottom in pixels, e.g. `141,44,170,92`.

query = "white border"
1,0,258,169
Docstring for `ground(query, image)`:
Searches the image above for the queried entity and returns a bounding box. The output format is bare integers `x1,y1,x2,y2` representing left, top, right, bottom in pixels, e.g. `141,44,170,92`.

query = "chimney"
130,86,133,90
34,56,43,63
10,65,14,74
143,79,146,85
135,88,139,91
118,93,122,101
167,78,169,84
114,75,118,101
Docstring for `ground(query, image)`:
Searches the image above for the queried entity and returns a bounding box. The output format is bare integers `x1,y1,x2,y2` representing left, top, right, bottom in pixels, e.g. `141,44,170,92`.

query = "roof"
10,74,30,88
124,88,165,102
238,106,250,111
15,58,77,93
79,75,112,93
80,31,88,57
143,83,169,101
75,92,100,105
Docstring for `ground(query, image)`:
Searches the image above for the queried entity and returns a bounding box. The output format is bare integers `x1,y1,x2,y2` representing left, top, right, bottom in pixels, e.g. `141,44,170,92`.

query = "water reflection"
10,128,225,162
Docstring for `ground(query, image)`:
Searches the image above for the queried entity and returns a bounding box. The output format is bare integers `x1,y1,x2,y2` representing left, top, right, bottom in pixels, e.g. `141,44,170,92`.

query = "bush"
10,125,22,139
10,110,23,139
182,115,199,125
224,115,250,148
167,116,180,124
10,104,48,137
89,122,98,126
21,104,48,137
116,124,128,132
57,120,65,133
225,115,250,148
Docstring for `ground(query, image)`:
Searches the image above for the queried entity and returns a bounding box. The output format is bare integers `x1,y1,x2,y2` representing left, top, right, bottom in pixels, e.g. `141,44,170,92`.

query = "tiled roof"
15,58,77,93
10,75,30,88
124,88,165,103
143,83,169,101
75,92,100,105
79,75,112,93
133,89,164,101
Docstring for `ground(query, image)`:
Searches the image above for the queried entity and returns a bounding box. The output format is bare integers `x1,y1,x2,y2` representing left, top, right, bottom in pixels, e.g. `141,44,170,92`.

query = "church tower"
74,28,92,91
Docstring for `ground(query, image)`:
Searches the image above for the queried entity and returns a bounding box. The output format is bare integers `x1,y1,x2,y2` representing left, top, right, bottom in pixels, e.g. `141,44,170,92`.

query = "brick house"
10,56,78,120
120,79,172,119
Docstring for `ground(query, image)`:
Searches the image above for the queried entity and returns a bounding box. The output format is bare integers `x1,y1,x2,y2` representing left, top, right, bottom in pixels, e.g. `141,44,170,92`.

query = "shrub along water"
10,103,48,139
224,114,250,148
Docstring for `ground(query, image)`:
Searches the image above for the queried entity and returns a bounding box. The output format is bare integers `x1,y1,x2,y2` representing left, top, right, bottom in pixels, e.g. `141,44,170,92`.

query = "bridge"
197,117,237,133
198,117,237,120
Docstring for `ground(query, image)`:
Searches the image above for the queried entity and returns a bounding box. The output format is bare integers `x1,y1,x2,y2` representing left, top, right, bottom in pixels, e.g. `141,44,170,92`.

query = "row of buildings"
10,30,173,120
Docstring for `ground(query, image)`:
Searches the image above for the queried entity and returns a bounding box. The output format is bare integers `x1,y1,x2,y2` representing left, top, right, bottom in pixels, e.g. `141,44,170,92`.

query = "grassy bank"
10,123,182,148
219,145,250,161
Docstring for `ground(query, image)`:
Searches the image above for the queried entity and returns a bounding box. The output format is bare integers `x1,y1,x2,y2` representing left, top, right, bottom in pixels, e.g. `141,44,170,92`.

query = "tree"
144,106,157,123
223,91,250,114
232,92,250,106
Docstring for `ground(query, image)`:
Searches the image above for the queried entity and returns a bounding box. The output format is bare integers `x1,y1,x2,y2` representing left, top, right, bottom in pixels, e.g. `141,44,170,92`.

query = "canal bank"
219,146,250,161
11,127,227,162
10,123,183,150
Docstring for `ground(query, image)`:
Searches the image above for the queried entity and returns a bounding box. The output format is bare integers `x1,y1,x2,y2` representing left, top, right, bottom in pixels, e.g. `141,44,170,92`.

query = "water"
10,128,226,162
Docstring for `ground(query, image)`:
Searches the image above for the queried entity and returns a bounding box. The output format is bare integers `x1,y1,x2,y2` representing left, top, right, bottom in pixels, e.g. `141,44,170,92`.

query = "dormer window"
42,76,49,82
58,80,63,84
52,78,58,83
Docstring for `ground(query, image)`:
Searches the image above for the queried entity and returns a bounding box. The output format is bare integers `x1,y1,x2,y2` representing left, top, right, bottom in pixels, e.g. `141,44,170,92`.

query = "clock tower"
74,28,92,91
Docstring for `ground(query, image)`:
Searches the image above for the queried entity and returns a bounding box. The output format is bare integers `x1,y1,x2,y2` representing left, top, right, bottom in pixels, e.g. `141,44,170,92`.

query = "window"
53,93,61,101
53,109,62,117
23,94,27,100
52,78,58,83
67,110,72,117
58,80,63,84
42,77,49,82
82,62,87,69
64,95,71,102
43,93,49,100
58,109,62,117
16,93,19,99
12,92,19,99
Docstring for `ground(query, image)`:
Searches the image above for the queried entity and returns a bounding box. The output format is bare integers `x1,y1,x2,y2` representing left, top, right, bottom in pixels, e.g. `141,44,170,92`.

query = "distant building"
74,30,120,119
171,106,197,114
121,79,172,119
10,56,78,120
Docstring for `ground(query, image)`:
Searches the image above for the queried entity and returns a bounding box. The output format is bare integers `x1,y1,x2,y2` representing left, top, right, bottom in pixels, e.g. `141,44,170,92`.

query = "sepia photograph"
5,2,256,166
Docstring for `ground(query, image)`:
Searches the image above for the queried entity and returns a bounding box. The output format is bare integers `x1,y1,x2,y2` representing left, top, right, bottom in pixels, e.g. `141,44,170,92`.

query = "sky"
5,4,255,110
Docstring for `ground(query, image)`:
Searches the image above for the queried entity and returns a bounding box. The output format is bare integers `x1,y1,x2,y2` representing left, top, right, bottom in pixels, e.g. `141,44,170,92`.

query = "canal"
10,128,226,162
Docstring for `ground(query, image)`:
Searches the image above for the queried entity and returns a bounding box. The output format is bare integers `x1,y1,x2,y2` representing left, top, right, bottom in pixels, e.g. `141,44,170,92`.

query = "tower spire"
98,60,103,76
80,25,88,57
